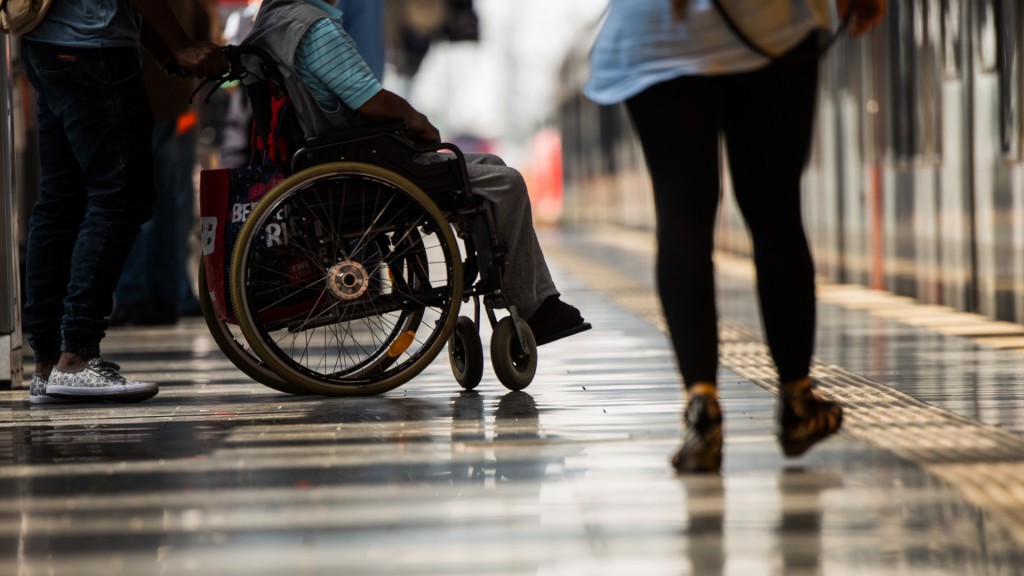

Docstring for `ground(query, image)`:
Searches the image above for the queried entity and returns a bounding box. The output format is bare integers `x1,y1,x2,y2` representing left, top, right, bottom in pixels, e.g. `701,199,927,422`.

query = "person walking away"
584,0,885,472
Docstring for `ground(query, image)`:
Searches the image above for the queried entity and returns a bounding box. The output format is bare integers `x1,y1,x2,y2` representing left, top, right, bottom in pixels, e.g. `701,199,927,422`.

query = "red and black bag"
198,55,302,323
198,163,285,323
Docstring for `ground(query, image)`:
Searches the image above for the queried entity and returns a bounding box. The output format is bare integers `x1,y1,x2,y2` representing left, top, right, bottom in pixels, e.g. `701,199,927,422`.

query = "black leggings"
625,37,819,387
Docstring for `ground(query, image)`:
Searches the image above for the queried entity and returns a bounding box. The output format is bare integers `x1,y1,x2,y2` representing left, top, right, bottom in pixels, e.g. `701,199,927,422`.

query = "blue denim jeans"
20,40,154,362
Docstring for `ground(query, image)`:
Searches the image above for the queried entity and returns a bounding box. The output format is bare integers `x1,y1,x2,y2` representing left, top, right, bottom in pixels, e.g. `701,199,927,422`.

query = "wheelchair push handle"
220,44,284,83
188,44,285,104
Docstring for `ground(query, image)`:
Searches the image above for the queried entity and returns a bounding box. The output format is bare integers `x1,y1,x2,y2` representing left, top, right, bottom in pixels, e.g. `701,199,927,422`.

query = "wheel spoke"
231,163,462,395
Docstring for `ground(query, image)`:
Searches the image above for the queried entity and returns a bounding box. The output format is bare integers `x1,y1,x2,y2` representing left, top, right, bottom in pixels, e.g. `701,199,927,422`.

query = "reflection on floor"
3,227,1024,575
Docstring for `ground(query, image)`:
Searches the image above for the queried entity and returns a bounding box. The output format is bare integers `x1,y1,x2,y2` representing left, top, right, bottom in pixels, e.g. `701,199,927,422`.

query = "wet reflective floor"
4,227,1024,575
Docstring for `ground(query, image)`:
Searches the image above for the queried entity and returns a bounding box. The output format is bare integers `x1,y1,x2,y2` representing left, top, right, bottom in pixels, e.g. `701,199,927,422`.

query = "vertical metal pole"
0,32,23,390
963,0,978,313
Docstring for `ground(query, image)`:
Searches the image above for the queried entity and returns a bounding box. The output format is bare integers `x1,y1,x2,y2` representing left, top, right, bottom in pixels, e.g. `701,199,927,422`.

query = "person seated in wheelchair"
244,0,590,346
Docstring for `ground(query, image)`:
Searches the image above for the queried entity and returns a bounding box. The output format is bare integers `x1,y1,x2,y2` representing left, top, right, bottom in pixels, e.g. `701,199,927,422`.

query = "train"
556,0,1024,325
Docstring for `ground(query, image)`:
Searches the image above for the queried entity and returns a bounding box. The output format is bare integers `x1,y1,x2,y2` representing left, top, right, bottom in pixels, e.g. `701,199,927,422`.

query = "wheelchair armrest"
302,121,408,149
290,128,473,208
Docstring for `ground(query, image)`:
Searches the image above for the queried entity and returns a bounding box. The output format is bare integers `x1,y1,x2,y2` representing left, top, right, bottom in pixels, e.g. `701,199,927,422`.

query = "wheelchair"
197,45,539,396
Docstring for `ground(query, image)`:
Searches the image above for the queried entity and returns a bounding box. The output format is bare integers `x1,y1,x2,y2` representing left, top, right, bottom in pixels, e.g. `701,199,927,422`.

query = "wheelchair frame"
197,45,539,396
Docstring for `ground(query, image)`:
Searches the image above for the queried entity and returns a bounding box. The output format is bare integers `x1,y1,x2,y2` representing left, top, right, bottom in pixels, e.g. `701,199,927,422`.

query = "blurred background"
395,0,606,225
7,0,1024,382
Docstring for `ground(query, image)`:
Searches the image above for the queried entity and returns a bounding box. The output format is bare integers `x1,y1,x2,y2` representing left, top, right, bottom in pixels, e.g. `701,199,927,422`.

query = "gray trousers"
460,153,558,318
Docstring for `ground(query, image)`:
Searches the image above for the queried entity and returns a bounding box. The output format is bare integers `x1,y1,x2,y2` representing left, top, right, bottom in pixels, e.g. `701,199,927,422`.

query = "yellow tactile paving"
546,228,1024,548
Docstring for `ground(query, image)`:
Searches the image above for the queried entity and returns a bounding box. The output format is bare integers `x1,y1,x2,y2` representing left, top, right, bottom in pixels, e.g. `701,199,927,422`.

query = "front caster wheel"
490,316,537,391
449,316,484,390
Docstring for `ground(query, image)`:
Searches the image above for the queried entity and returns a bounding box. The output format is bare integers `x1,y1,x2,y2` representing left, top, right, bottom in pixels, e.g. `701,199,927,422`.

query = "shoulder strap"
710,0,855,63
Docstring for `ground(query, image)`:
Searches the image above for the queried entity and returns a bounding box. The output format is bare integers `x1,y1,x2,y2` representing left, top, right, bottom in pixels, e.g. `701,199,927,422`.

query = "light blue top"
584,0,829,105
294,0,383,112
23,0,141,48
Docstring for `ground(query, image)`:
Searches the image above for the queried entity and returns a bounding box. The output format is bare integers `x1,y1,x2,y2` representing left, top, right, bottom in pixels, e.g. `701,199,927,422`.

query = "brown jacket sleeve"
143,0,210,122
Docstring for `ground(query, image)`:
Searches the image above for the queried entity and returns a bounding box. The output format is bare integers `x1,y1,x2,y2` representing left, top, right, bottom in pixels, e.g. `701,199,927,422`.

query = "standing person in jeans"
584,0,885,472
22,0,227,404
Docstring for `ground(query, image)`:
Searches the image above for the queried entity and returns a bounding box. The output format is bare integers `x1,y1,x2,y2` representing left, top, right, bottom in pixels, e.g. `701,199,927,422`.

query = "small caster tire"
449,316,484,390
490,316,537,391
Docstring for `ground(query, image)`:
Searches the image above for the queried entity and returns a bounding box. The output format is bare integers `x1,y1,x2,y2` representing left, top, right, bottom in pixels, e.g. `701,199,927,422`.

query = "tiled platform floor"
3,226,1024,575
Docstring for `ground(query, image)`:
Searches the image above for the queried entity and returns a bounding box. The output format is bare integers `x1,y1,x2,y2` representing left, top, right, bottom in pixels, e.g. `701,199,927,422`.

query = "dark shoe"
134,301,179,325
671,393,723,474
777,383,843,457
109,302,145,327
178,296,203,317
526,296,591,346
110,301,178,326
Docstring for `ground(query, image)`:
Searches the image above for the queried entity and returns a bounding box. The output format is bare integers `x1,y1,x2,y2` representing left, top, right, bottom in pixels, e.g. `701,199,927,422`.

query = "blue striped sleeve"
295,18,382,111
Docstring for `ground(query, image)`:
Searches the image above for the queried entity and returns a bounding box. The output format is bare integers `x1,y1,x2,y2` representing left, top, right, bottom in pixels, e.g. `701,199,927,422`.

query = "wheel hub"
328,260,370,300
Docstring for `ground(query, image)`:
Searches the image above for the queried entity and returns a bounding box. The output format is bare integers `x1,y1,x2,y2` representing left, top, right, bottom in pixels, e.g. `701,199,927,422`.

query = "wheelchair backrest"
207,45,472,205
225,45,305,166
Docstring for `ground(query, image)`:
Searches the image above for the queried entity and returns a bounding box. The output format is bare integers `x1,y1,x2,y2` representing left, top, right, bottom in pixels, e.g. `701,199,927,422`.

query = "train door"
807,0,978,317
934,0,973,313
1,34,21,389
806,10,880,289
971,0,1024,323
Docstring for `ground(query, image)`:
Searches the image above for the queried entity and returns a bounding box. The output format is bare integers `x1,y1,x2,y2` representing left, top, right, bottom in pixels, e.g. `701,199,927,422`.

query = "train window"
998,0,1020,159
940,0,961,78
889,0,942,162
977,0,997,72
977,0,1022,158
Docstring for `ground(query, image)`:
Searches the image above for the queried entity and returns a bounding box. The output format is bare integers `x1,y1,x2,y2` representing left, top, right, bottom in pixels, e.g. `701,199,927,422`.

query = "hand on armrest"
357,90,441,146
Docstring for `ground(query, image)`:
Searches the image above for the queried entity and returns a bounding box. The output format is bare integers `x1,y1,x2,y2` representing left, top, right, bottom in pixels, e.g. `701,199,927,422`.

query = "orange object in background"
176,109,199,135
525,128,563,226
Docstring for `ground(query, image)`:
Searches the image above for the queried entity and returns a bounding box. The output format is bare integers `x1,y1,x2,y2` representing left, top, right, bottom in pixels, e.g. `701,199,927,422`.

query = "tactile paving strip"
547,241,1024,544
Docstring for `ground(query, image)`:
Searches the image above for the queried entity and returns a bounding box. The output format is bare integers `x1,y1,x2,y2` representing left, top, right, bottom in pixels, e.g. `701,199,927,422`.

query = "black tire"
449,316,484,390
490,316,537,392
198,263,306,394
231,162,463,396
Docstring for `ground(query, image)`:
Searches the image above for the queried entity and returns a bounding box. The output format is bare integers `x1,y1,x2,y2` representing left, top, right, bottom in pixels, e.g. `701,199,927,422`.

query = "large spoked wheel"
449,316,484,390
490,316,537,391
230,162,463,396
198,264,306,395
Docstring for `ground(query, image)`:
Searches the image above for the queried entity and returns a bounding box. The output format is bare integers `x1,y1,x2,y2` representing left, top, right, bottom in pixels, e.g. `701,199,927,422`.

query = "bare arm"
357,89,441,145
839,0,886,37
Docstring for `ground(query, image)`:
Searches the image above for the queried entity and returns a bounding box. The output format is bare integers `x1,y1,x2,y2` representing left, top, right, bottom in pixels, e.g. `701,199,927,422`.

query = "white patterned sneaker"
46,358,159,403
28,375,69,405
